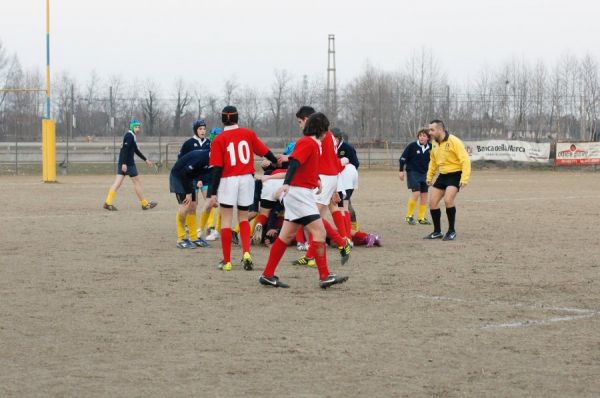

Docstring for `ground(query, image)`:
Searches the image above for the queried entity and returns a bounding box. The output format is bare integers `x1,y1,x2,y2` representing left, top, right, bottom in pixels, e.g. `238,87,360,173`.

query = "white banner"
463,140,550,162
555,142,600,165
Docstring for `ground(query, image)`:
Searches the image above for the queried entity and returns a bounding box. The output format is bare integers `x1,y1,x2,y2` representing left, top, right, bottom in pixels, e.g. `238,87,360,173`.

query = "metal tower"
326,34,337,122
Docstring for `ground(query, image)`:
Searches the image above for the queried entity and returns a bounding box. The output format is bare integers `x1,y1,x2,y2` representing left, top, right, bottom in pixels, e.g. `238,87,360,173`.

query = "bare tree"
268,69,290,137
173,78,192,135
141,82,161,136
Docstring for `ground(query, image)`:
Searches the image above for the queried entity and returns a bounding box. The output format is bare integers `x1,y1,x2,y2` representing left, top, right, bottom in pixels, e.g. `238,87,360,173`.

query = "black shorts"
175,191,197,204
433,171,461,191
407,171,428,193
286,214,321,226
118,164,138,177
249,180,262,213
337,189,354,207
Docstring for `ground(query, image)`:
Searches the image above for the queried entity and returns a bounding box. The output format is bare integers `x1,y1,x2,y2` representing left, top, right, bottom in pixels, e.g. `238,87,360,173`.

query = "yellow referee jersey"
426,132,471,184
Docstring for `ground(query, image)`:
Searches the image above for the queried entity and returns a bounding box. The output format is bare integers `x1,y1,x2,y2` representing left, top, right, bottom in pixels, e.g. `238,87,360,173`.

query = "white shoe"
252,224,263,245
297,242,308,251
206,229,220,241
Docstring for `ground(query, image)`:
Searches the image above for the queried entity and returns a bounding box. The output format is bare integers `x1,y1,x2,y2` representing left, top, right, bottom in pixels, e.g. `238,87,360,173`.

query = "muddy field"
0,170,599,397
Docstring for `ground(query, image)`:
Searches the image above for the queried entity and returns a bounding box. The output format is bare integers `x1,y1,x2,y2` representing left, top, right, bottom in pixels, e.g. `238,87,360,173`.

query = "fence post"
368,143,371,169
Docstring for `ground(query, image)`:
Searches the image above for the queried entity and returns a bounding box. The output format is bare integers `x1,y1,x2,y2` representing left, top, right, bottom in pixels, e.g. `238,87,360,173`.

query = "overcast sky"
1,0,599,93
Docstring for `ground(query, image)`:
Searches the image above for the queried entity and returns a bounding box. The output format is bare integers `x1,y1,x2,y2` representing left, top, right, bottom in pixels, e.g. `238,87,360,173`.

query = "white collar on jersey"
127,130,137,142
194,136,207,145
223,124,239,131
417,141,430,152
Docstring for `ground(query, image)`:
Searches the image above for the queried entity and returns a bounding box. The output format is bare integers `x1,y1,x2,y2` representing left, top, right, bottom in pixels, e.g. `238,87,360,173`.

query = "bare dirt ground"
1,169,599,397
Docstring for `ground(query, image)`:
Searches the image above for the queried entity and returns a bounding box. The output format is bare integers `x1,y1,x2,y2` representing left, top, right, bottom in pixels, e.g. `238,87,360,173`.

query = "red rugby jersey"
289,136,320,189
318,130,343,175
209,126,270,177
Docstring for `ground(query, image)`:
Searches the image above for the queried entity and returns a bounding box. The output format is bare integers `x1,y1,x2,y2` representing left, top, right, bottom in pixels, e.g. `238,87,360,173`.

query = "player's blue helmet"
283,141,296,155
129,119,142,131
209,127,222,141
193,119,207,134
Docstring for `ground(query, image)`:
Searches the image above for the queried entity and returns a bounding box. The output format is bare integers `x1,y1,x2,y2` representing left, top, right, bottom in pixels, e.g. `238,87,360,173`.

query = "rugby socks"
176,212,186,241
199,210,210,232
141,199,149,207
105,190,116,205
353,231,369,246
323,219,346,247
207,208,215,229
186,214,198,240
255,214,268,228
331,211,348,241
220,228,232,263
406,198,417,217
215,212,222,233
344,212,352,239
446,207,456,232
234,224,240,234
418,204,427,220
314,241,331,281
239,220,251,253
431,208,442,233
295,228,306,244
263,237,287,278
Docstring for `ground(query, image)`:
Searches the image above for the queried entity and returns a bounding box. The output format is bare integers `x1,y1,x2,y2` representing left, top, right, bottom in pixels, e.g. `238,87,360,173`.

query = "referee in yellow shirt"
424,120,471,241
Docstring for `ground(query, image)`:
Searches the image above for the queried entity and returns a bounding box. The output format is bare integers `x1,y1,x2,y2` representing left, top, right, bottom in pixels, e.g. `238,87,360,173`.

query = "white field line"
415,295,600,330
480,313,600,330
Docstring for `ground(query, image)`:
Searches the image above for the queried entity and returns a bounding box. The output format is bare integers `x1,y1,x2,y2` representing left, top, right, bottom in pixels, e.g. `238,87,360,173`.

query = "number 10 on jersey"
226,140,251,166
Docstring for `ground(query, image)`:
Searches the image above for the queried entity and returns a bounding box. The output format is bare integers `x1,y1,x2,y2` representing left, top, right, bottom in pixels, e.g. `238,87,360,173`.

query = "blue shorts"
118,164,138,177
407,171,428,193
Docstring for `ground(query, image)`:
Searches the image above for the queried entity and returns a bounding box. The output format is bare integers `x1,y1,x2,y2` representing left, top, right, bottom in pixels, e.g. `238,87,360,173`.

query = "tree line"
1,41,599,144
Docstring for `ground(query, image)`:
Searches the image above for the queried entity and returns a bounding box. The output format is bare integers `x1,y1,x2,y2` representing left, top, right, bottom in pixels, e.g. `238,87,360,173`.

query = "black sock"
446,206,456,232
430,208,441,233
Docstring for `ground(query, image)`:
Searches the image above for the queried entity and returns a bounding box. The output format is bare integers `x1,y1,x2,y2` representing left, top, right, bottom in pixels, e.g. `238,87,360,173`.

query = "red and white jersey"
209,125,270,177
289,135,321,189
318,130,344,175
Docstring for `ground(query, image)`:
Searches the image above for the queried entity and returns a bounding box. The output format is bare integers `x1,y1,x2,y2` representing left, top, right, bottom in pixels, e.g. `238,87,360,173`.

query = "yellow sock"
234,224,240,234
186,213,198,240
250,217,258,234
351,221,359,233
207,208,215,229
418,204,427,220
141,199,149,207
105,190,116,205
215,212,222,232
199,210,210,231
406,199,417,218
176,212,186,241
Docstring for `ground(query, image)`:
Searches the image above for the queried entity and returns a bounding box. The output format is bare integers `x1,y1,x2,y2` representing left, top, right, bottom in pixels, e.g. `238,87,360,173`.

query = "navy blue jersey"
118,130,147,166
399,141,431,173
170,150,211,194
178,136,211,158
337,141,360,169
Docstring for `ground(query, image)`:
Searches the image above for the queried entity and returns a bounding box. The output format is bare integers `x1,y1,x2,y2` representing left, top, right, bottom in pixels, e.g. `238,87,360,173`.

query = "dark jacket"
337,141,360,169
118,130,147,166
170,150,211,194
178,136,211,158
399,141,431,174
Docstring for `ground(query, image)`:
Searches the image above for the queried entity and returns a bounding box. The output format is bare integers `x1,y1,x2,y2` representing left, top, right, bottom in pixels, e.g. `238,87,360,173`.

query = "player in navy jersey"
103,120,157,211
170,150,211,248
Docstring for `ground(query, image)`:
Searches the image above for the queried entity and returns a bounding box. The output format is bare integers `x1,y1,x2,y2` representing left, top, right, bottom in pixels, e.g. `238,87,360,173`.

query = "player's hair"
295,106,316,120
221,105,238,125
417,127,430,138
303,112,329,139
429,119,445,130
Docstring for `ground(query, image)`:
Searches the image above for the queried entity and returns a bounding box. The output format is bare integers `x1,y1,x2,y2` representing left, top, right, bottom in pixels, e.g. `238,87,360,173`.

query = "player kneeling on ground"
259,112,349,289
170,149,211,248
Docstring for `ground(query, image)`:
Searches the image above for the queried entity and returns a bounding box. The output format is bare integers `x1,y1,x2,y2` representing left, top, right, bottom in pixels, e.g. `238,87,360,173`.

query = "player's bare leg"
131,176,157,210
103,174,126,210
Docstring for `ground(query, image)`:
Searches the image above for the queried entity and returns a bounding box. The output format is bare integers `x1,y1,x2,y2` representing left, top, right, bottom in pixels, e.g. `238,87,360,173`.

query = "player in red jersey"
281,107,351,267
206,106,279,272
259,112,349,289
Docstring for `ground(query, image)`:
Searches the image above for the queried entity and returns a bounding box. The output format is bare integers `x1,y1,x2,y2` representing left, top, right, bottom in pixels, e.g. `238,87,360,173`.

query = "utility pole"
110,86,116,174
66,83,74,174
326,34,337,123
